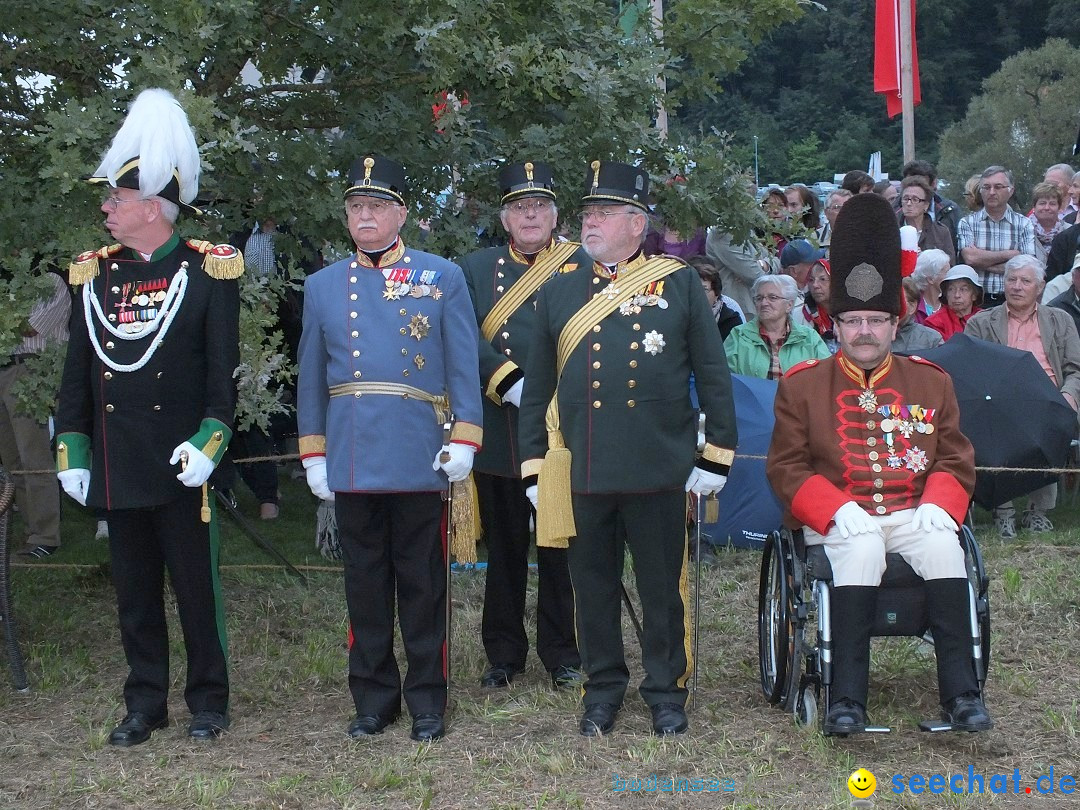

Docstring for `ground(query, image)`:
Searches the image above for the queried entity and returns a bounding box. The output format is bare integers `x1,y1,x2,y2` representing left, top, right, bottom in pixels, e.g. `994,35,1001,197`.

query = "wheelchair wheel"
959,524,991,680
758,532,793,705
794,683,818,728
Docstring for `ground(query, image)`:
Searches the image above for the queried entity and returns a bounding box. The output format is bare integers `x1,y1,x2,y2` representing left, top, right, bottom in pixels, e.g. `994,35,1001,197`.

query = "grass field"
1,470,1079,808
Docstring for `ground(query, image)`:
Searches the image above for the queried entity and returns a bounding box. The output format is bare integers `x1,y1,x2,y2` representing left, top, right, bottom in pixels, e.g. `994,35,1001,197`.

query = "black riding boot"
925,578,993,731
824,586,877,734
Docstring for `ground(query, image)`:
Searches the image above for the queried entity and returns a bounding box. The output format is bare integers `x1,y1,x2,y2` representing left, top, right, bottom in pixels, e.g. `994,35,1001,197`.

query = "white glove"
525,484,538,510
684,467,727,496
910,503,958,533
58,468,90,506
432,443,476,483
503,378,524,408
169,442,215,488
302,456,335,502
832,501,877,539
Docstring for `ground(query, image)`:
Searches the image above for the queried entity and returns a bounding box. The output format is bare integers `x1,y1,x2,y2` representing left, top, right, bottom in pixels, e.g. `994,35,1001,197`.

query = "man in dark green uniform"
56,89,242,746
519,161,737,736
460,161,584,690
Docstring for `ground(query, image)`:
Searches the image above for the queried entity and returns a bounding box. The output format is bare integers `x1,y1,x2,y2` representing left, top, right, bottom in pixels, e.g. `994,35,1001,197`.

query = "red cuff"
791,474,851,535
921,471,971,525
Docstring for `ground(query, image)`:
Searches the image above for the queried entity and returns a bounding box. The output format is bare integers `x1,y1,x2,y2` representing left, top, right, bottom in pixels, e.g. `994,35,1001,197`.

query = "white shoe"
95,520,109,540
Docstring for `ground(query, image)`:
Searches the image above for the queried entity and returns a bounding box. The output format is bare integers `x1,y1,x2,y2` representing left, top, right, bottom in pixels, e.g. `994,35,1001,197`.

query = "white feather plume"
94,88,200,204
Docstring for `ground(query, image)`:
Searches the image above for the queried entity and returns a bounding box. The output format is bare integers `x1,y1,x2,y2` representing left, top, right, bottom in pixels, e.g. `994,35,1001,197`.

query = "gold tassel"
200,483,211,523
704,495,719,524
68,254,100,285
536,428,575,549
187,240,246,280
449,475,479,563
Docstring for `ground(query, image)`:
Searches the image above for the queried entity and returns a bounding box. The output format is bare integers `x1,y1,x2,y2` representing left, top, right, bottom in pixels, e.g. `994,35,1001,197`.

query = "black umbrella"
920,333,1078,509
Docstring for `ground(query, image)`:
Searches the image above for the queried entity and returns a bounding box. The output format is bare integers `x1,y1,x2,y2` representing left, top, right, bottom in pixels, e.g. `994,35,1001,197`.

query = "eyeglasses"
979,184,1011,193
834,315,894,328
753,294,786,304
505,199,554,214
346,199,399,215
578,209,637,224
102,195,148,210
900,195,927,204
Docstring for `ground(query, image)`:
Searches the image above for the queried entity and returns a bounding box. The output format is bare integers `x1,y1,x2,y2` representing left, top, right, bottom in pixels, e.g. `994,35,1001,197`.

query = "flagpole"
899,0,915,162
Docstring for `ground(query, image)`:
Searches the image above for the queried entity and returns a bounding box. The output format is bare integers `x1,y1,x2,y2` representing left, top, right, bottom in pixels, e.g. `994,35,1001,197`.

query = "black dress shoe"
579,703,618,737
549,665,584,690
347,713,398,737
823,698,868,736
650,703,688,735
480,663,522,688
942,695,993,732
410,713,445,742
188,711,229,740
108,713,168,747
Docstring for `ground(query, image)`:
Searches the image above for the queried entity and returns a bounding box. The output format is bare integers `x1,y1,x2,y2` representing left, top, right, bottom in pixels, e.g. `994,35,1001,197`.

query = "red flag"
874,0,921,119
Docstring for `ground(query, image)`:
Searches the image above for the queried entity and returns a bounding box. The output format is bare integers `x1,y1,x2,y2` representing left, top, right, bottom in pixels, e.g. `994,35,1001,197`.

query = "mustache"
851,336,880,346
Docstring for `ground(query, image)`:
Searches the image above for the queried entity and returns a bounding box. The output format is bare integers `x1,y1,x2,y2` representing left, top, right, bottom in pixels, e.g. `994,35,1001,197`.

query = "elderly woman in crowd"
1028,182,1067,262
892,276,944,354
924,265,983,340
723,274,830,380
800,258,838,353
908,248,952,324
688,255,744,341
898,177,956,264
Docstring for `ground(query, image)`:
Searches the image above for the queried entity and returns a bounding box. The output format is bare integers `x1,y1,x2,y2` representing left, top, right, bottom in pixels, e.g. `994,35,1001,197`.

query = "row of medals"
109,284,168,334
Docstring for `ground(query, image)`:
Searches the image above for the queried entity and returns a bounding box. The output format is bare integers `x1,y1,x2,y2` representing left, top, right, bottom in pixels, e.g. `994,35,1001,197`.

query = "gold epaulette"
68,244,121,286
186,239,246,280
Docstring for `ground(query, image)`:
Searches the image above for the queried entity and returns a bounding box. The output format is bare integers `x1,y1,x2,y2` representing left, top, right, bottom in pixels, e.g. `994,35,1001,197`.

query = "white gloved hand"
503,378,524,408
525,484,539,510
684,467,727,496
433,443,477,483
302,456,335,502
169,442,215,488
832,501,877,539
910,503,958,533
57,468,90,506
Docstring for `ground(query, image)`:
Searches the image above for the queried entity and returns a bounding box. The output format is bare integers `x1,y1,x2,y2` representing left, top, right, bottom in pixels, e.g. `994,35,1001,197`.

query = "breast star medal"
858,388,878,413
643,330,666,355
414,353,425,370
408,313,431,340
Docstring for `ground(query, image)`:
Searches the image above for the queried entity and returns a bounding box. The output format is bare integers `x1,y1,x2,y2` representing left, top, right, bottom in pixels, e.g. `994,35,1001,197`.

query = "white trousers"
804,508,966,587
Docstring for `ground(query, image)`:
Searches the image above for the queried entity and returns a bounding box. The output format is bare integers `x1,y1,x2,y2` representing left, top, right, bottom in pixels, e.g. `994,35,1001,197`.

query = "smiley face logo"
847,768,877,798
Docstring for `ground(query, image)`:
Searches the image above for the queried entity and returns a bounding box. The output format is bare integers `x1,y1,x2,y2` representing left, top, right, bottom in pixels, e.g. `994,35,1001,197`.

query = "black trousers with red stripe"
336,491,446,718
107,488,229,719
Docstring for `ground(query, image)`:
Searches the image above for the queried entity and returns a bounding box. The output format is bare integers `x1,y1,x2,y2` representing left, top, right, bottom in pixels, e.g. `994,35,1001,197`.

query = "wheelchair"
757,521,990,734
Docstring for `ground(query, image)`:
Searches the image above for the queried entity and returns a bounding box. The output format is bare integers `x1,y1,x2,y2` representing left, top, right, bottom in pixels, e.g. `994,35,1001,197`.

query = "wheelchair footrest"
918,719,954,733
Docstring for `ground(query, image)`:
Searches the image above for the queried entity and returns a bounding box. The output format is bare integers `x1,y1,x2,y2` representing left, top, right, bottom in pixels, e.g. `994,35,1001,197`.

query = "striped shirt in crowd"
956,207,1037,296
12,272,70,356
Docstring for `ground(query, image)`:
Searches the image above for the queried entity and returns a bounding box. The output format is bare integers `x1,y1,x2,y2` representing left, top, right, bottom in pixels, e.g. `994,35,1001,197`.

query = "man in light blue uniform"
297,156,483,742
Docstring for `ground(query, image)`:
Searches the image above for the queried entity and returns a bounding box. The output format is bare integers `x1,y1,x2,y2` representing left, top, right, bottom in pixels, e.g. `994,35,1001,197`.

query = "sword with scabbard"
440,420,453,702
178,450,211,523
691,412,706,709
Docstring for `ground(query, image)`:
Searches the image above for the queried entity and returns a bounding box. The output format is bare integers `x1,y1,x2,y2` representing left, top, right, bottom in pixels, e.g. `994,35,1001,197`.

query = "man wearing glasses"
519,160,737,737
297,156,483,743
768,193,992,736
459,162,584,693
958,165,1037,307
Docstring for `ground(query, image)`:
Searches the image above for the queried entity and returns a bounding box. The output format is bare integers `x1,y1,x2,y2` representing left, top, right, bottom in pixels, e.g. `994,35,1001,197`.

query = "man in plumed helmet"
459,162,584,691
518,160,737,737
767,193,993,735
56,89,244,745
297,156,483,743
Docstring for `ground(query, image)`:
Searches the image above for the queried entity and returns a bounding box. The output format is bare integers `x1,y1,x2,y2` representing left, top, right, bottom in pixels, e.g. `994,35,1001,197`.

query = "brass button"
633,323,641,331
350,262,358,269
593,361,601,369
402,348,408,355
502,332,510,339
867,437,877,447
592,381,600,389
629,360,638,368
592,325,601,333
156,372,163,378
153,405,161,411
504,349,512,356
353,350,360,358
350,293,358,301
214,431,223,440
354,392,362,398
351,311,358,318
105,404,114,412
874,478,884,488
876,505,887,514
592,342,601,350
354,371,362,379
866,420,876,430
399,309,407,316
872,464,882,473
103,371,113,380
497,285,504,292
351,330,359,338
630,342,639,350
873,493,884,503
404,256,411,263
106,341,115,349
403,370,410,377
868,451,879,461
628,380,636,388
592,400,601,408
350,275,357,283
627,400,635,407
400,328,407,335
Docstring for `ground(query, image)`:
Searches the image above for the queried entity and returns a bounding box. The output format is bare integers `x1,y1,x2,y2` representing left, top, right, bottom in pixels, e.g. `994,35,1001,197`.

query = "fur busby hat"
87,89,202,216
828,192,904,317
581,160,649,212
345,156,407,205
499,161,556,205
